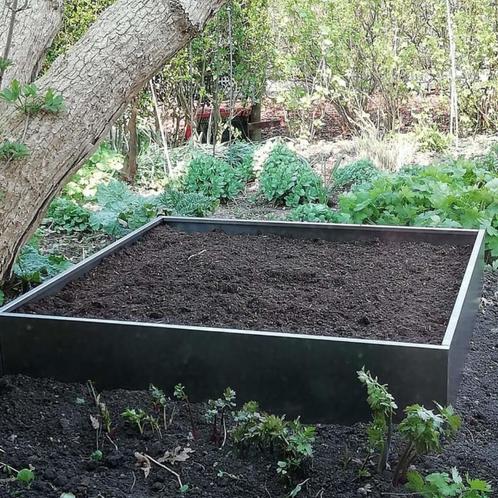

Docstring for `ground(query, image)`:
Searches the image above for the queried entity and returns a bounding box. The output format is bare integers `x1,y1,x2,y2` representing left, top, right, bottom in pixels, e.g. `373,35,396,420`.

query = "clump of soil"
1,273,497,498
19,225,471,344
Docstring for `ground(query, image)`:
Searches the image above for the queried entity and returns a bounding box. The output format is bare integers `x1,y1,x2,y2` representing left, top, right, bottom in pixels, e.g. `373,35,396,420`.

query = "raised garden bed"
0,217,485,423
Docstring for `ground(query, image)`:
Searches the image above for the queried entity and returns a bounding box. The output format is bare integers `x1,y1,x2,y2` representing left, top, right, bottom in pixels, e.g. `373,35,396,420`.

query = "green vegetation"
0,141,29,161
287,203,339,223
183,153,244,203
46,198,91,234
233,401,315,481
331,159,380,191
259,144,326,207
407,468,492,498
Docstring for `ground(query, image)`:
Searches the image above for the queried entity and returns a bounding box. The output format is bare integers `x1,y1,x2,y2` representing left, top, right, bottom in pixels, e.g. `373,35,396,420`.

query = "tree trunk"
0,0,226,283
0,0,64,88
121,98,139,184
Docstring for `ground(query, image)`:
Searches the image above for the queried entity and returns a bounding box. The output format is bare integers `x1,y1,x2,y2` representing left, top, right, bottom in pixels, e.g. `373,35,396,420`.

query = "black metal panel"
0,314,448,424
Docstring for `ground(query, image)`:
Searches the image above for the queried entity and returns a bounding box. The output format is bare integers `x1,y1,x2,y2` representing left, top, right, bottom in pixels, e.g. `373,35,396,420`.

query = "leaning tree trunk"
0,0,64,88
0,0,225,283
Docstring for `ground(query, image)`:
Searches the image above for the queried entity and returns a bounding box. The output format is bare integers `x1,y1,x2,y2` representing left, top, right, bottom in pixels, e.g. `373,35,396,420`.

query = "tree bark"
121,98,139,184
0,0,225,283
0,0,64,88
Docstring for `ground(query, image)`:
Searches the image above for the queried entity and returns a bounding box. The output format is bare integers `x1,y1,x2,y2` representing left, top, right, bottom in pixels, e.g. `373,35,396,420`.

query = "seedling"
150,384,169,430
233,402,315,481
205,387,236,447
121,408,148,435
87,380,116,450
174,383,197,439
16,468,35,487
90,449,103,463
357,367,397,472
392,403,461,484
407,467,491,497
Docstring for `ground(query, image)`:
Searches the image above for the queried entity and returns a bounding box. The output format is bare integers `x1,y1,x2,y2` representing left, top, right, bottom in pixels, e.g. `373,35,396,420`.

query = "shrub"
331,159,380,191
416,124,451,153
287,203,340,223
45,197,92,233
338,149,498,259
183,153,244,202
259,144,326,207
158,189,218,217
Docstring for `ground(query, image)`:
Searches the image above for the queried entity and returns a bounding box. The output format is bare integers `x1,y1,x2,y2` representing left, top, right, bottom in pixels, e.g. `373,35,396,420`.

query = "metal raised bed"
0,217,485,423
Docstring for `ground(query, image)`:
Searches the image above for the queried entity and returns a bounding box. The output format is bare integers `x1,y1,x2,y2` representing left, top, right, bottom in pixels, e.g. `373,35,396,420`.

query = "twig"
168,404,177,428
0,461,19,474
143,453,184,489
106,434,119,452
187,249,206,261
221,416,228,448
130,471,136,492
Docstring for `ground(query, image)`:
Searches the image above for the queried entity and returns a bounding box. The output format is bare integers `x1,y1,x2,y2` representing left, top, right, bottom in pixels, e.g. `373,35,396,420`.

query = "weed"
149,384,172,431
331,159,380,192
0,141,29,161
357,367,397,473
224,141,256,181
16,468,35,487
157,189,218,217
121,408,160,435
45,197,91,233
90,449,103,462
0,80,64,115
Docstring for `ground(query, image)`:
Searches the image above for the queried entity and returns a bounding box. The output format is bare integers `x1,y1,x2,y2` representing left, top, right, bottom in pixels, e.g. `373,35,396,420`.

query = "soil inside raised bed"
1,273,497,498
19,225,471,344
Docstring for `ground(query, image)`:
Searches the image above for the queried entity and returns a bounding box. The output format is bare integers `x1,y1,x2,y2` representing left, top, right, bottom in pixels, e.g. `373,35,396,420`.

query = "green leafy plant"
225,141,256,181
89,180,158,236
287,203,340,222
0,80,64,114
0,289,4,306
90,449,103,462
338,149,498,260
357,367,397,473
183,153,244,203
14,243,71,285
157,189,218,217
121,408,159,435
16,468,35,487
331,159,380,191
0,140,29,161
233,401,315,481
259,144,326,207
174,383,197,439
205,387,236,447
415,123,451,153
393,403,461,484
407,467,492,497
45,197,92,233
150,384,170,430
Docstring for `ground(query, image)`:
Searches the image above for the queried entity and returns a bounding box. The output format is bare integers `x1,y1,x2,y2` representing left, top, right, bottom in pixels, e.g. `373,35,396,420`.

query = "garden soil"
20,225,472,344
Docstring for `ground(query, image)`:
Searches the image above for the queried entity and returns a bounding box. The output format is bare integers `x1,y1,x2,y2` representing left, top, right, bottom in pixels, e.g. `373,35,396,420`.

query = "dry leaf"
134,452,152,479
158,446,194,465
89,414,100,431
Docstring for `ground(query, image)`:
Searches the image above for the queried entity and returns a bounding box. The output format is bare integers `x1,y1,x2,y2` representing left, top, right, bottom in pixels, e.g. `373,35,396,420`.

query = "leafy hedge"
259,144,326,207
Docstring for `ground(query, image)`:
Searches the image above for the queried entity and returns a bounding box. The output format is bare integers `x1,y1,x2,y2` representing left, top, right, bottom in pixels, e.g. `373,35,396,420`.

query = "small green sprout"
150,384,169,430
0,57,12,72
122,408,148,435
16,468,35,487
174,383,196,439
90,449,103,462
205,387,236,447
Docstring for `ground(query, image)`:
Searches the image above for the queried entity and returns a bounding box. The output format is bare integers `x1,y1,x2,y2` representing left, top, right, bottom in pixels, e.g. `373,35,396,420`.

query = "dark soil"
19,225,471,344
1,272,497,498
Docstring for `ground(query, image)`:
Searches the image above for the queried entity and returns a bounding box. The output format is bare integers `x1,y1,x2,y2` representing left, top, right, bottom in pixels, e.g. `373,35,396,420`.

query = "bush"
158,189,219,217
259,144,326,207
287,203,341,223
338,149,498,259
331,159,380,191
45,197,92,233
416,125,451,153
89,180,158,236
183,153,244,203
224,141,256,181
